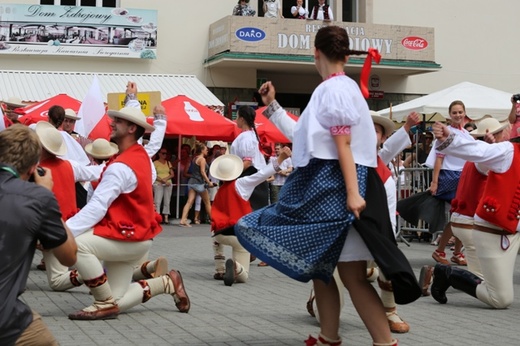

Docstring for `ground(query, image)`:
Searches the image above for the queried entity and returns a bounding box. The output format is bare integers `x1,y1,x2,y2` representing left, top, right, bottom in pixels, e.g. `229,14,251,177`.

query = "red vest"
312,4,330,20
211,181,252,233
93,144,161,241
376,157,392,184
451,162,487,217
40,156,77,220
475,143,520,234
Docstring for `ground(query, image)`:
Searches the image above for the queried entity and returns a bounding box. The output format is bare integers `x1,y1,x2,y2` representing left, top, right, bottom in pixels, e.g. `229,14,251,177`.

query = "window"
103,0,116,7
342,0,358,22
81,0,96,6
40,0,118,7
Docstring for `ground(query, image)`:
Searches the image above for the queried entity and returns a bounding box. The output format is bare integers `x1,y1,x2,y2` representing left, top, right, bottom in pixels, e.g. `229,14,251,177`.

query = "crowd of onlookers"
152,138,293,226
233,0,334,21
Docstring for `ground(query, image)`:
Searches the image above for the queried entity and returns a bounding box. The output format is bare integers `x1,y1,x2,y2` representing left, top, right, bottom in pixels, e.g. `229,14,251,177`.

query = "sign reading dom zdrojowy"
0,4,158,59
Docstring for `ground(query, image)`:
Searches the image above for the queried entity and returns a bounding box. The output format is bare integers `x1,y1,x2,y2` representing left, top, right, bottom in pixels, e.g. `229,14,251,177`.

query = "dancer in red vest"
419,118,508,295
34,121,102,292
210,148,291,286
430,120,520,309
66,105,190,320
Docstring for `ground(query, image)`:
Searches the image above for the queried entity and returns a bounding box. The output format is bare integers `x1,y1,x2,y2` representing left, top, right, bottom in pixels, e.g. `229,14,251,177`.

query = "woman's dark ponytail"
238,105,260,142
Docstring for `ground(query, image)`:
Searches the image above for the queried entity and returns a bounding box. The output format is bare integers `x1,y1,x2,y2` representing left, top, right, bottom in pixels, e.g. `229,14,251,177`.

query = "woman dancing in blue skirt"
236,26,397,346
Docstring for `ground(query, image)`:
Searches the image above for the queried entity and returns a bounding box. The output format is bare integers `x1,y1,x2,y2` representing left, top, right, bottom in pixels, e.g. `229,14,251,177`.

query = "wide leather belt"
473,224,510,236
451,222,474,230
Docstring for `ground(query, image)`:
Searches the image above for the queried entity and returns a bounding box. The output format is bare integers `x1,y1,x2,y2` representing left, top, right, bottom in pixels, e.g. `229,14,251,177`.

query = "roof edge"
204,52,442,69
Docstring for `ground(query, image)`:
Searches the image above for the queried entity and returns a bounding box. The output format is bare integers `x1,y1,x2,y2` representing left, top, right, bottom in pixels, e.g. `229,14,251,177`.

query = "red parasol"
162,95,237,141
235,107,299,144
18,94,81,126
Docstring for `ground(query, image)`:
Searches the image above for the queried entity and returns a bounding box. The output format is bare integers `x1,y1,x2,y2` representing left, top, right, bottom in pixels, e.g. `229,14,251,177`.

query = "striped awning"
0,70,223,106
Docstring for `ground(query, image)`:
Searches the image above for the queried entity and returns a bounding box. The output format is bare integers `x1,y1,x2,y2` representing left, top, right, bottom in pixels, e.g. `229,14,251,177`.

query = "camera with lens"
29,166,45,182
513,94,520,102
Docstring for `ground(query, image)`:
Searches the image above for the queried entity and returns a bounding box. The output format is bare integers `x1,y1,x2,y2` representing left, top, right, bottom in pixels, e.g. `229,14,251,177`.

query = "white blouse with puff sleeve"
230,130,267,170
267,75,377,168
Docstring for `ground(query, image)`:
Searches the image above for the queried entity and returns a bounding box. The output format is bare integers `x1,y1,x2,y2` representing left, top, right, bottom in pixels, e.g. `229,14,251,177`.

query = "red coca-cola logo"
401,36,428,50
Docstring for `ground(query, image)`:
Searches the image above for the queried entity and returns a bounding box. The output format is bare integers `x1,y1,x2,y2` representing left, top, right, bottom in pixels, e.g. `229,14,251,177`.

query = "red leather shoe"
432,250,450,265
305,334,342,345
451,252,467,266
419,265,433,296
68,305,119,320
168,269,190,313
213,272,224,280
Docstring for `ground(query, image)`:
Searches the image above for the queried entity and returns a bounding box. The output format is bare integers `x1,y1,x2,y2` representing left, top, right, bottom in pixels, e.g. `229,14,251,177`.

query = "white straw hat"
35,121,67,156
85,138,119,159
3,96,26,108
107,107,155,132
370,110,395,136
470,117,508,137
209,154,243,181
64,108,81,120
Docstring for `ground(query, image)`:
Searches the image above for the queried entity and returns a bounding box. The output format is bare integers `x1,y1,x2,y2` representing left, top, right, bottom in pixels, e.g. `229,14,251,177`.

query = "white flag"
0,107,5,132
76,75,105,138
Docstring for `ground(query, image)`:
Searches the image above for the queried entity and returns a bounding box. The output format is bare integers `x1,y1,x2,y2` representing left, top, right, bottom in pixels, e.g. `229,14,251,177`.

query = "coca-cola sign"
401,36,428,50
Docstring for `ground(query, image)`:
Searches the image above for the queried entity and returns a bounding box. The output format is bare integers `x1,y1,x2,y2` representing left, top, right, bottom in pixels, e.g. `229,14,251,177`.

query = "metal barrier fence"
395,166,434,245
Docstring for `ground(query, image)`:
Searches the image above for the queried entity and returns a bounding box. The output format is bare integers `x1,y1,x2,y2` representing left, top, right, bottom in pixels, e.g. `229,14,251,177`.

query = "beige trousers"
451,214,483,278
214,234,249,283
15,311,58,346
42,250,78,291
75,230,153,312
472,223,520,308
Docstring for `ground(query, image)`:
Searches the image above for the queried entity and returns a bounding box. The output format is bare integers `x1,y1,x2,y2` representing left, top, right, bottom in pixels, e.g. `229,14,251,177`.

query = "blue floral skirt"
235,158,368,283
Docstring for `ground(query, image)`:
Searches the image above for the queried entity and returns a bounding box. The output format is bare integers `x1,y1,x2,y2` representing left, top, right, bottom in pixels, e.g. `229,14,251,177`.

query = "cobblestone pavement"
24,223,520,346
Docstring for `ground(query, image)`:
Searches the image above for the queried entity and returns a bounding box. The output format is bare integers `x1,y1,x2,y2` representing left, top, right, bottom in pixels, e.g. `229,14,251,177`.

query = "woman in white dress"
236,26,399,346
230,106,269,210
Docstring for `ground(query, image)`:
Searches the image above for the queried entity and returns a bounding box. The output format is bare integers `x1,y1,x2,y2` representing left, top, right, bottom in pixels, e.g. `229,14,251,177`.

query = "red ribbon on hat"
360,48,381,99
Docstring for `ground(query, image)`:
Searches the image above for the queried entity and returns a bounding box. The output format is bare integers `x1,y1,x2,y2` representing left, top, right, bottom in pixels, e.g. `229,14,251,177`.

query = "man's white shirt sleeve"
66,162,137,237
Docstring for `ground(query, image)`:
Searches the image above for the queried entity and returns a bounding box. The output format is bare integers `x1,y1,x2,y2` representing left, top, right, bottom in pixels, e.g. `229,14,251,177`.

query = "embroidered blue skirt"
235,158,368,283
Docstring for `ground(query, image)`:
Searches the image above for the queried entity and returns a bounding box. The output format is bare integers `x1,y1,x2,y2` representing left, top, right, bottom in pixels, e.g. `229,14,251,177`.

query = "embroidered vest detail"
475,144,520,233
451,162,487,217
312,5,329,20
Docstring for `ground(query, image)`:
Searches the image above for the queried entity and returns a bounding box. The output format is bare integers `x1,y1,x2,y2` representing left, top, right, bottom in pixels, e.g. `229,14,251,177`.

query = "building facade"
0,0,518,118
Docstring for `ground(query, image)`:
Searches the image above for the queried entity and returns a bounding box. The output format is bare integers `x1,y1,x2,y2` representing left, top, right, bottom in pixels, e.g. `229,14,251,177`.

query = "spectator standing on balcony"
263,0,283,18
232,0,256,16
291,0,308,19
310,0,334,20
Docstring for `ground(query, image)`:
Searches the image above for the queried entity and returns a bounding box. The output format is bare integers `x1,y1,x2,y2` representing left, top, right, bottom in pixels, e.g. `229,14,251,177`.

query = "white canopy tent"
378,82,513,122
